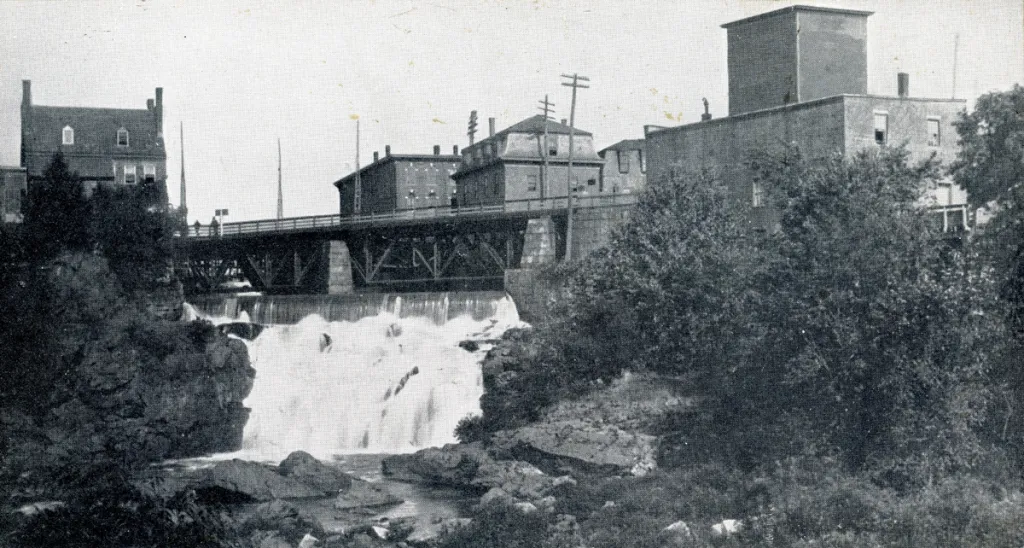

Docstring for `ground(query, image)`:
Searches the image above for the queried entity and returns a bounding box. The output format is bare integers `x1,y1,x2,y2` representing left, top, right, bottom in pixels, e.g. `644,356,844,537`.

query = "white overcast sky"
1,0,1021,222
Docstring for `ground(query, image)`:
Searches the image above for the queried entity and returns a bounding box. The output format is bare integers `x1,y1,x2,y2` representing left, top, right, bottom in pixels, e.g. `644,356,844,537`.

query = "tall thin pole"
538,95,555,200
951,33,960,99
276,138,283,219
354,119,361,215
561,73,589,262
179,122,186,224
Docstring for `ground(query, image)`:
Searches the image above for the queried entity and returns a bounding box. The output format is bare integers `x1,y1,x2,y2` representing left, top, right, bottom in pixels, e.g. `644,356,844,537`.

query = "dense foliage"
475,143,1019,489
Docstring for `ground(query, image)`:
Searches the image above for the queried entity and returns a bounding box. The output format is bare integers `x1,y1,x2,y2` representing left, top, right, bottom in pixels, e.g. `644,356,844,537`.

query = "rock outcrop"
491,420,659,476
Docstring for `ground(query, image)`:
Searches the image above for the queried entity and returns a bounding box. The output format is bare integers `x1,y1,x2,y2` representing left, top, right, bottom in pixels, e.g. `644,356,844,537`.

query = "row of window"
62,125,131,147
118,163,157,184
872,113,942,147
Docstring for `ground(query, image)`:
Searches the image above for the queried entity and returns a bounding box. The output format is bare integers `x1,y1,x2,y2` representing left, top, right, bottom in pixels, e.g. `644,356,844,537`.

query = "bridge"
175,194,637,295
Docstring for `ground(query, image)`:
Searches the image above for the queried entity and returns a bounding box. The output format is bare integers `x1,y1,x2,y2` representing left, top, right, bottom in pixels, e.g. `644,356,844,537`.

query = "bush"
10,460,236,547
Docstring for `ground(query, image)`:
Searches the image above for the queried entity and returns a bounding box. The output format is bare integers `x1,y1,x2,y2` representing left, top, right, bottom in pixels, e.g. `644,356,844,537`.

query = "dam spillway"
187,291,522,461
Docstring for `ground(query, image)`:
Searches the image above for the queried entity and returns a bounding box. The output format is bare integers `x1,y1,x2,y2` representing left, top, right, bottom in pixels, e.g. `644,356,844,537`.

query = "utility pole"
354,119,361,215
561,72,589,262
276,138,283,219
179,122,187,225
538,95,555,200
951,33,960,99
468,110,478,145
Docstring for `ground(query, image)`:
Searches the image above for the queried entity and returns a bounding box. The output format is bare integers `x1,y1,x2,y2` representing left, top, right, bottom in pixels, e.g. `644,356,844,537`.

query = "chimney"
385,145,391,156
453,145,459,155
21,80,31,107
897,72,909,98
154,87,164,137
701,97,712,121
488,118,495,137
373,151,379,162
433,145,440,155
147,98,154,111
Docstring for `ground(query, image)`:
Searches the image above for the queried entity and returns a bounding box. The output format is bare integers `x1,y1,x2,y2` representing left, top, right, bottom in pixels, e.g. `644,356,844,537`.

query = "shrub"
11,460,236,547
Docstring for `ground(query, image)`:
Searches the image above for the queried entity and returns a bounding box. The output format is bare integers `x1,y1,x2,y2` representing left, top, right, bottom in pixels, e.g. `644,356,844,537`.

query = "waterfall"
188,292,522,462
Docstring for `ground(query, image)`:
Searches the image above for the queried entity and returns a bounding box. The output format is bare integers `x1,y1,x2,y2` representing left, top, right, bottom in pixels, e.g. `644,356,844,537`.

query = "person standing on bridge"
193,219,201,237
210,217,220,237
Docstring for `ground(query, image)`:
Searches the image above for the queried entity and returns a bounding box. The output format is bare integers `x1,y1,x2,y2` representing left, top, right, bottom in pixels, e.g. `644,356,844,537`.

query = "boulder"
333,479,403,510
196,459,325,502
491,420,658,475
471,460,554,500
479,487,514,507
279,450,353,494
381,442,492,486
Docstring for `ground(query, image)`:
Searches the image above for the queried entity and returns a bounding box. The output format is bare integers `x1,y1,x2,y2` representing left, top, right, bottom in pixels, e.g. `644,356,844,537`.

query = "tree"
951,85,1024,335
91,176,174,292
22,153,92,260
951,84,1024,209
731,146,1006,483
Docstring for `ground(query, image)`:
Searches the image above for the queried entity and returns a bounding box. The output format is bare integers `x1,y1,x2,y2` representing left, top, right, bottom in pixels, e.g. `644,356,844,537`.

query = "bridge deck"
181,194,638,240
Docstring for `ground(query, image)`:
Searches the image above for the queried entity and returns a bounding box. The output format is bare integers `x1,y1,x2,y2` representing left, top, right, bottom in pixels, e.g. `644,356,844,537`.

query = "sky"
1,0,1021,223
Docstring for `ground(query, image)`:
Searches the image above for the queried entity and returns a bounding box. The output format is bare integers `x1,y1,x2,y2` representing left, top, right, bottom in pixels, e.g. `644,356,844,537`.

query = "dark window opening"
618,150,630,173
874,113,888,145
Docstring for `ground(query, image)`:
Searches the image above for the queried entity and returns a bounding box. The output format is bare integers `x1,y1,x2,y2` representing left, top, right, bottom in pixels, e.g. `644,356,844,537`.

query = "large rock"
381,442,492,487
491,420,659,475
333,479,403,510
279,450,353,494
196,459,325,502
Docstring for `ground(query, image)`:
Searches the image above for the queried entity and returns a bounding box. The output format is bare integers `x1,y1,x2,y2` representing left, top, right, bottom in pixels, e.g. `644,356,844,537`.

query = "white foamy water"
187,293,522,462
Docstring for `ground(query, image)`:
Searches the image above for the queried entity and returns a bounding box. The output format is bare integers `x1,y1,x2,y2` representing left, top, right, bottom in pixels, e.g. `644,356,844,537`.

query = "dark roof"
26,106,163,158
489,115,592,140
333,153,461,187
721,5,873,28
599,139,646,155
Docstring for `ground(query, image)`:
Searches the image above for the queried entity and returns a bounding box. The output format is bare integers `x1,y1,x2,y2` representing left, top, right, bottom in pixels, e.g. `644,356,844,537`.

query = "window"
143,164,156,182
587,178,597,187
547,135,558,156
117,128,129,147
936,181,953,206
618,150,631,173
62,125,74,145
752,181,764,207
123,164,136,185
874,112,888,145
927,117,941,146
639,149,646,173
527,175,538,191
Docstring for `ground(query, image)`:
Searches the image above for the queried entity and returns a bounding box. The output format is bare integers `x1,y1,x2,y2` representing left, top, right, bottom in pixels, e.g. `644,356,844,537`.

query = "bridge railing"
185,192,639,239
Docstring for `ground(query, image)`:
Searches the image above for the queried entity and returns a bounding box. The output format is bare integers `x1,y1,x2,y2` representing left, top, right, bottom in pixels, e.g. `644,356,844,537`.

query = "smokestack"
897,72,909,98
433,145,440,155
154,87,164,137
385,145,391,156
453,145,459,155
488,118,495,137
21,80,31,107
373,151,379,162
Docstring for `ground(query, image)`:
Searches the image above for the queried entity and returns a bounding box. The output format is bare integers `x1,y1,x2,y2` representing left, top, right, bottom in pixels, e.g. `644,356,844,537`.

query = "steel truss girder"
351,227,524,286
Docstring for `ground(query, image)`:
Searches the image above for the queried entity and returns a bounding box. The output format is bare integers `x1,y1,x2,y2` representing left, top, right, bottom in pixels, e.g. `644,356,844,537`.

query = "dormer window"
62,126,74,145
117,128,129,147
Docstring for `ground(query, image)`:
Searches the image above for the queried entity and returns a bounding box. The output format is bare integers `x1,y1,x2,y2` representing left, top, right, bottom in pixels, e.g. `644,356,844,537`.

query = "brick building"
20,80,167,192
598,139,647,195
0,166,27,223
645,5,968,230
452,116,606,207
333,145,460,216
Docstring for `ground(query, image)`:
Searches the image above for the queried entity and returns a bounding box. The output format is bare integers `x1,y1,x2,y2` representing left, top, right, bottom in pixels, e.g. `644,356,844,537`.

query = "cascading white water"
187,293,522,462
